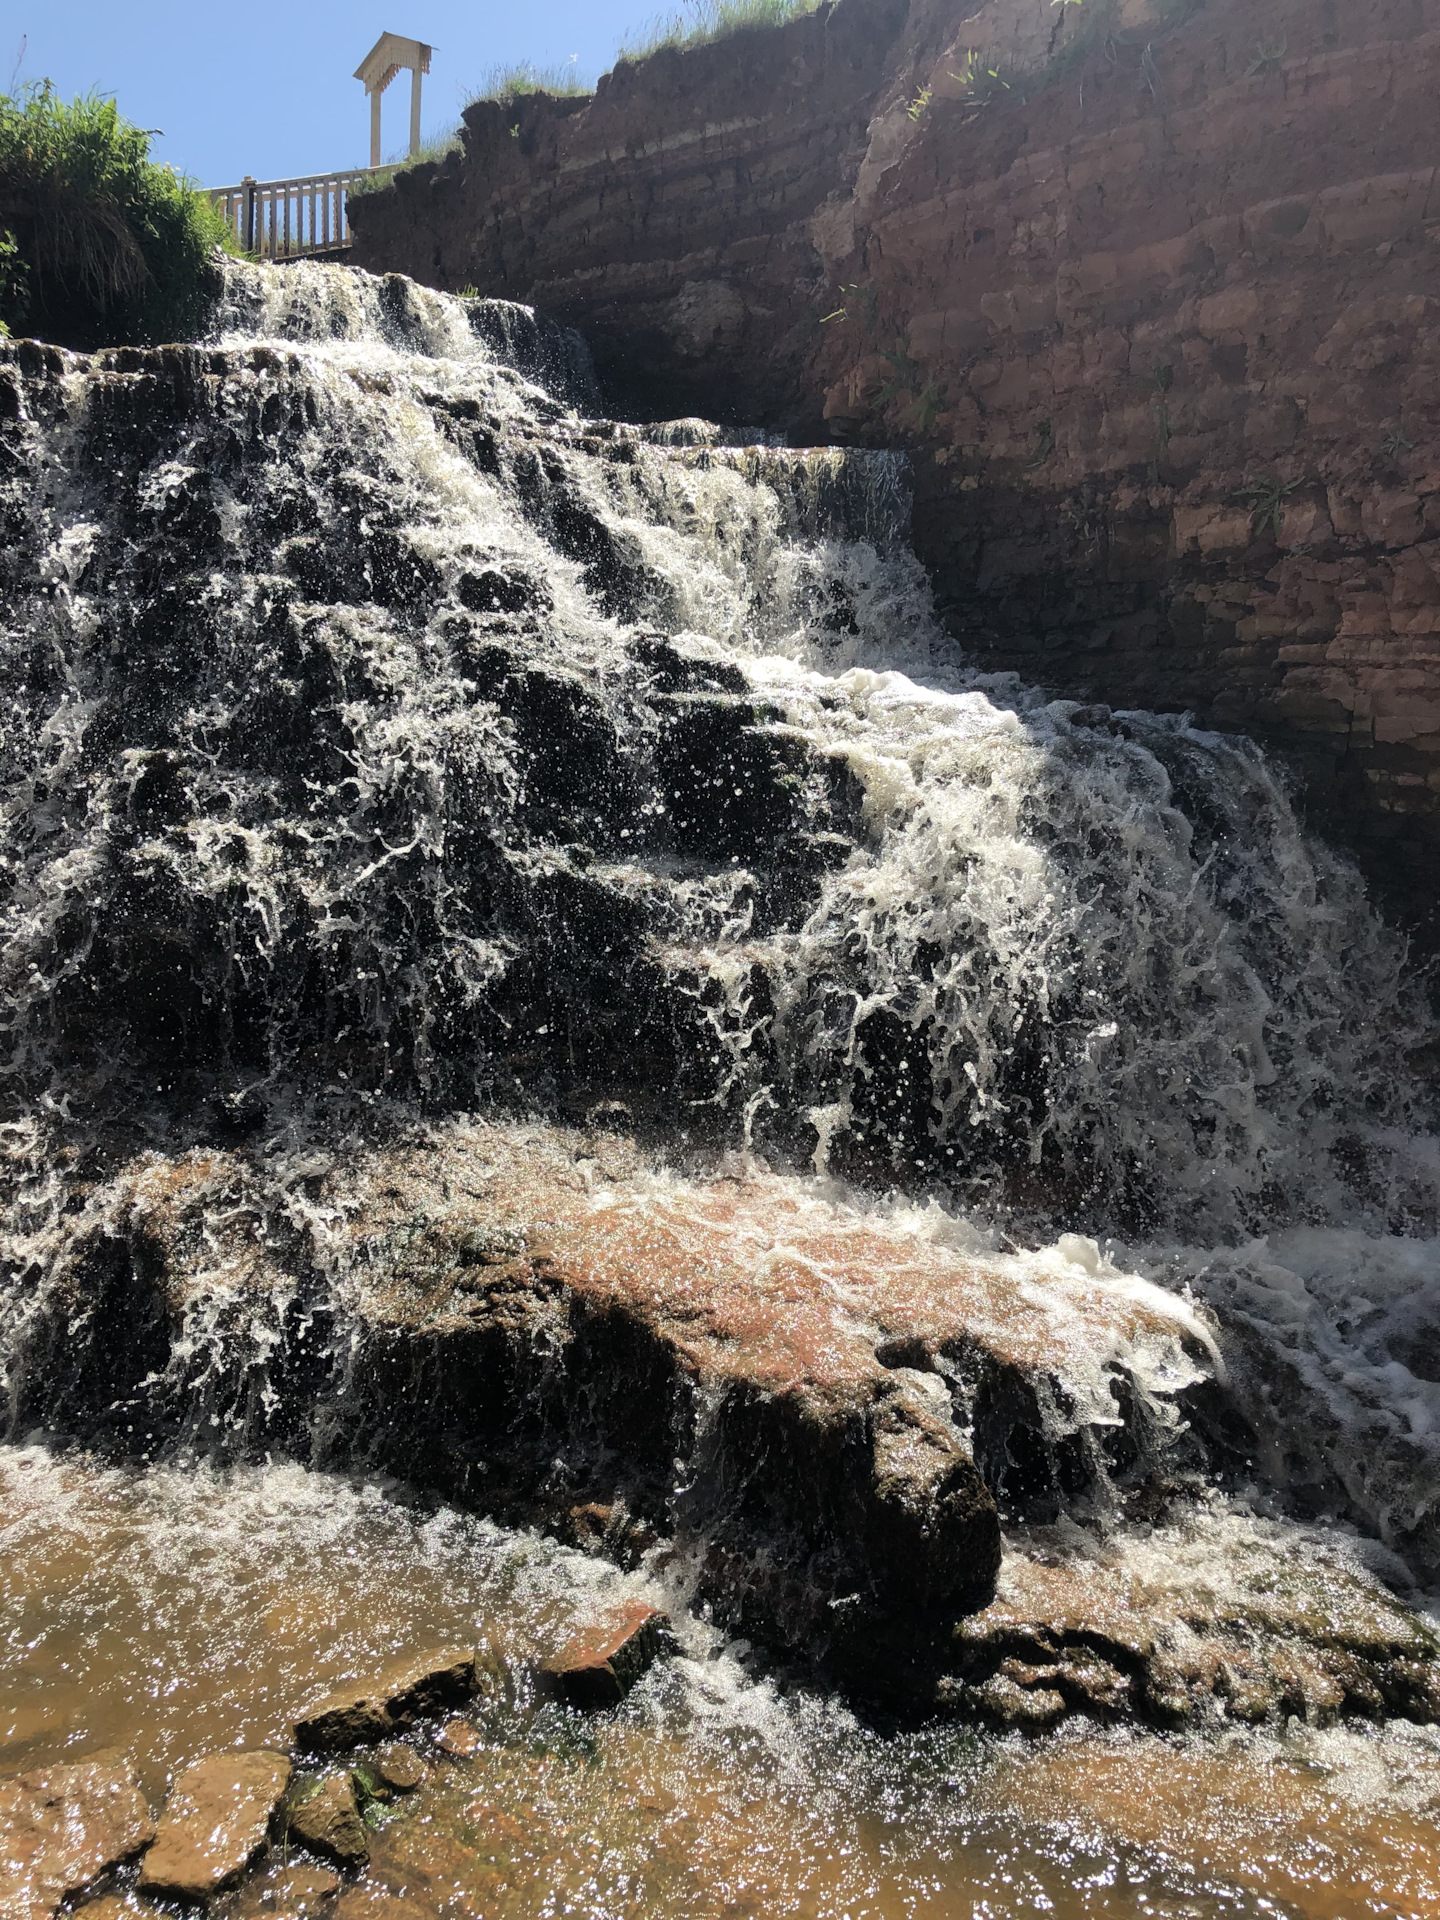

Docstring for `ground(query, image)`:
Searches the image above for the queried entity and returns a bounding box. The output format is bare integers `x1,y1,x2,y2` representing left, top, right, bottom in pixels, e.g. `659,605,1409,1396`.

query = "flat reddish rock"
138,1750,292,1901
539,1603,669,1710
294,1649,478,1753
0,1757,154,1920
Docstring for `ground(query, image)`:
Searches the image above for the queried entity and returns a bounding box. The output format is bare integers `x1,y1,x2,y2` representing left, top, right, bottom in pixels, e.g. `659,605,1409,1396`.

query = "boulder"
138,1751,292,1901
236,1863,341,1919
287,1776,368,1869
0,1757,154,1920
538,1604,668,1710
293,1650,478,1754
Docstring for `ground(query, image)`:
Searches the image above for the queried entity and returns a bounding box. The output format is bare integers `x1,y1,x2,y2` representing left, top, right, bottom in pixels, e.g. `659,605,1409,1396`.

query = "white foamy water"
0,257,1437,1621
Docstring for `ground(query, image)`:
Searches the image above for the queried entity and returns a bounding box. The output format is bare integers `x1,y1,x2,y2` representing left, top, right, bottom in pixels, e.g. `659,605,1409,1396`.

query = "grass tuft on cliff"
622,0,826,61
0,81,234,349
466,62,596,106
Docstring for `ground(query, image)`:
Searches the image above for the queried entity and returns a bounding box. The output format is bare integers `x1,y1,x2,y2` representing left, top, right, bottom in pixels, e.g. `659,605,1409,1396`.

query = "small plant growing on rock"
1235,473,1300,537
906,86,933,122
1382,428,1415,457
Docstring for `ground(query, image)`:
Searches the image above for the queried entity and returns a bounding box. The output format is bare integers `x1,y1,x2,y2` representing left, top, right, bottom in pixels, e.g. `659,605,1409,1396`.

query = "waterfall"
1,257,1437,1588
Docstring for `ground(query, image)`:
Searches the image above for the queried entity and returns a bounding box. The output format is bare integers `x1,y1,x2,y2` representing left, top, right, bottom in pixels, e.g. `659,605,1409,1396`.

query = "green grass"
620,0,825,60
0,81,234,348
348,131,466,199
465,61,595,106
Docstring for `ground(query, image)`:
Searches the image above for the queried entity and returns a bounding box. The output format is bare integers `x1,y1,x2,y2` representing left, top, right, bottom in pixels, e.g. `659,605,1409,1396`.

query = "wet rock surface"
0,1758,154,1920
539,1603,669,1710
433,1721,482,1760
231,1863,340,1919
946,1515,1440,1733
138,1752,292,1901
287,1776,367,1869
367,1750,424,1796
294,1653,478,1754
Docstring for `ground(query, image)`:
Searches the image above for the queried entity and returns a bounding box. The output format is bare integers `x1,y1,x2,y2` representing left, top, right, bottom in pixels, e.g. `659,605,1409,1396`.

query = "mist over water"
2,260,1440,1914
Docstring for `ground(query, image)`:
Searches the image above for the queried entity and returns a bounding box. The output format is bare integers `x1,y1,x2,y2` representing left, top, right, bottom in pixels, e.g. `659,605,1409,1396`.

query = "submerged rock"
433,1720,482,1759
367,1749,425,1796
538,1603,669,1710
138,1752,292,1901
287,1776,367,1869
0,1758,155,1920
293,1651,478,1753
233,1863,341,1919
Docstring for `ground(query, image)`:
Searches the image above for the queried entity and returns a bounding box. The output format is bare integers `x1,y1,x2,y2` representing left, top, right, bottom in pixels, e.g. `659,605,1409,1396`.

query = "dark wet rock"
287,1776,367,1869
138,1751,291,1902
233,1863,340,1920
294,1650,478,1753
538,1604,669,1711
0,1758,155,1920
367,1749,425,1796
433,1720,481,1759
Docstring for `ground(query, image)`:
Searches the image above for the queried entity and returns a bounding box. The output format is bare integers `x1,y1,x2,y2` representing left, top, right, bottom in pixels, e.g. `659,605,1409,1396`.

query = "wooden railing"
209,169,380,260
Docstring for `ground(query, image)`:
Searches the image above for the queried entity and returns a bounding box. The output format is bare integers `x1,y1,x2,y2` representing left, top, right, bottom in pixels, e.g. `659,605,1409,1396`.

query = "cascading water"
3,260,1440,1916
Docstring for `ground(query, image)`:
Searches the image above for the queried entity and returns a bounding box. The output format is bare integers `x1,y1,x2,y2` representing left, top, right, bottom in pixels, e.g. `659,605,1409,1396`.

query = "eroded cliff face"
350,0,1440,937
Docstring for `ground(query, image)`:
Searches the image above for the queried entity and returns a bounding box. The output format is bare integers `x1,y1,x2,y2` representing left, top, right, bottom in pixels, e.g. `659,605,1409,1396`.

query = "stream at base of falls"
5,1445,1440,1920
3,258,1440,1918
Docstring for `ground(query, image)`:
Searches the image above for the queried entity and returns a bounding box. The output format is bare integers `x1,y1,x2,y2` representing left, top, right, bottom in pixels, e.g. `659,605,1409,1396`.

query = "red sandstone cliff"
350,0,1440,936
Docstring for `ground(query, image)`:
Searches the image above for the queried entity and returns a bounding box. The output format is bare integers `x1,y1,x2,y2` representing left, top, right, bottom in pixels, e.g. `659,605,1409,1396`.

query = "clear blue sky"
3,3,675,186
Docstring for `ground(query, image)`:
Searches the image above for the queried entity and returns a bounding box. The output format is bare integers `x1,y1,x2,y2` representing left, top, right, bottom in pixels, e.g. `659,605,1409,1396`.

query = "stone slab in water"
138,1751,292,1901
0,1758,155,1920
293,1650,478,1753
539,1602,668,1710
287,1774,368,1868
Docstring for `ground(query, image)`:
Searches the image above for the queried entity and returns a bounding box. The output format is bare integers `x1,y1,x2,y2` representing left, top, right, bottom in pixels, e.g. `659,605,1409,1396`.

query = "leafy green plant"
622,0,824,61
1382,428,1414,457
0,81,234,347
1234,473,1300,537
0,227,27,335
906,86,933,122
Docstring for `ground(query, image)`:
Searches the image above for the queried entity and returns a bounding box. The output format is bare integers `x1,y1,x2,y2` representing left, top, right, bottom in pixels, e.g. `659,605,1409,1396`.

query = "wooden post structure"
355,31,433,167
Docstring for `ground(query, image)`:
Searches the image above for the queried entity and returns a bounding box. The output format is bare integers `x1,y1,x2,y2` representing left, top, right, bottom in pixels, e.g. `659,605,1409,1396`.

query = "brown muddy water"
4,1449,1440,1919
